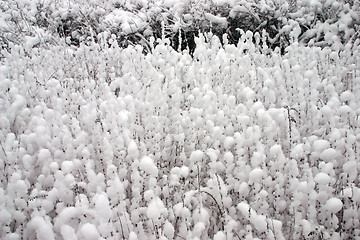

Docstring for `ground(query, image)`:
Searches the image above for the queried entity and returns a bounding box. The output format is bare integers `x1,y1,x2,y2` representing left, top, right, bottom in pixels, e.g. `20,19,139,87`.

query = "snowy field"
1,5,360,239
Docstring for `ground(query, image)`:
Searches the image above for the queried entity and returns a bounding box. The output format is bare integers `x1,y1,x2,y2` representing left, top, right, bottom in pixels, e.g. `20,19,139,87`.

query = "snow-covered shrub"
1,0,359,55
1,10,360,238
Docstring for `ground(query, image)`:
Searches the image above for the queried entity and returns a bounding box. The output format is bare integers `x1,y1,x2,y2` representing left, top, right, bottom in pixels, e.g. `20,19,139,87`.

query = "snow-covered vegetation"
1,0,360,240
1,0,359,52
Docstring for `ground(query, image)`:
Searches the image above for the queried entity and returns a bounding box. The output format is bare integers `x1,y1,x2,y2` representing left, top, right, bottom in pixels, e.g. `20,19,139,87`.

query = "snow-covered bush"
1,0,359,55
1,1,360,238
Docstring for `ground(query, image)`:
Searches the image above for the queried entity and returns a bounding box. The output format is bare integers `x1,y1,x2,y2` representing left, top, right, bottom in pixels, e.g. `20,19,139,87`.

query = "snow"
94,193,111,220
301,219,312,237
0,209,11,228
38,149,51,162
179,166,190,178
60,225,77,240
139,156,158,176
189,150,204,163
290,144,305,159
79,223,100,240
61,161,74,174
313,140,331,152
27,216,55,240
204,13,228,28
25,36,40,49
193,221,206,237
1,7,360,239
249,168,263,183
147,197,167,219
269,219,283,236
128,232,138,240
127,140,139,158
325,198,343,213
223,136,235,150
314,172,331,185
319,148,338,162
237,201,271,234
250,214,267,233
343,160,358,181
213,231,226,240
163,221,175,239
237,202,252,217
238,182,250,197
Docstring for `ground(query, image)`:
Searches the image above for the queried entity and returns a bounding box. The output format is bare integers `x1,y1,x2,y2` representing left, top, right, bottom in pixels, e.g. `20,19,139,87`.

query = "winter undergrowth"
0,29,360,239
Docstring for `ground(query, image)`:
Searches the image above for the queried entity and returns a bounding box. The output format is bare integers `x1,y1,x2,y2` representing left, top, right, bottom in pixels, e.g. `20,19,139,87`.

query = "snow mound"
204,13,228,28
313,140,330,152
189,150,204,163
179,166,189,178
213,231,226,240
61,161,74,174
28,216,55,240
325,198,343,213
94,193,111,220
319,148,338,162
60,225,77,240
249,168,263,183
127,140,139,158
224,136,235,150
139,156,158,176
79,223,100,240
314,172,331,186
290,144,305,159
251,214,267,233
163,221,174,239
38,149,51,162
147,197,167,219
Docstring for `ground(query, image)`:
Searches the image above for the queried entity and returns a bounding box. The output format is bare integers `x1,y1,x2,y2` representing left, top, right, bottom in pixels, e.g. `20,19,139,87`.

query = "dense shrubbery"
1,0,359,54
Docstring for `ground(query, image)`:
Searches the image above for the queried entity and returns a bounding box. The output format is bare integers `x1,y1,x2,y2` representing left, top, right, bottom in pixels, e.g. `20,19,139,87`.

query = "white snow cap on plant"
269,219,283,237
343,160,358,181
179,166,189,178
127,140,139,158
25,35,40,49
314,172,331,186
189,150,204,163
27,216,55,240
60,225,77,240
313,139,330,152
38,149,51,162
206,148,219,162
139,156,158,176
238,182,250,197
214,231,226,240
325,197,343,213
144,189,155,201
237,201,252,218
204,13,228,28
224,136,235,150
251,213,267,233
249,168,263,183
147,196,167,219
237,201,267,232
61,161,74,174
193,221,206,238
128,232,138,240
163,221,175,239
290,144,305,159
94,193,112,220
319,148,338,162
79,223,100,240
